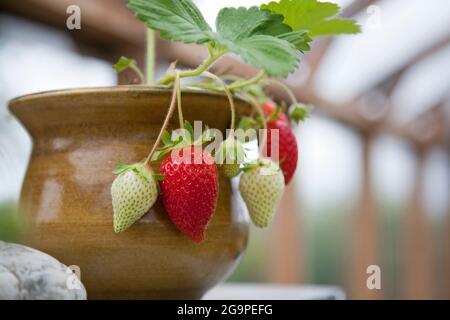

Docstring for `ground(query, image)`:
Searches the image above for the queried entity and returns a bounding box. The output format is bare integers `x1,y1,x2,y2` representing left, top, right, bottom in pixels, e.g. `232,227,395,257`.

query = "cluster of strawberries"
110,101,299,243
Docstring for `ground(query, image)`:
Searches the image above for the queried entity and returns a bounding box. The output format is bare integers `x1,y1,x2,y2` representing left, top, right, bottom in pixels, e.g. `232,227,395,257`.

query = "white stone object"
0,241,86,300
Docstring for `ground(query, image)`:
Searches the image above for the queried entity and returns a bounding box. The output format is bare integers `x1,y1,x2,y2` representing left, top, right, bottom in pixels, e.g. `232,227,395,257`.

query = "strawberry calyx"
237,116,259,131
112,161,164,183
289,103,313,124
151,120,214,162
242,158,282,176
215,135,247,178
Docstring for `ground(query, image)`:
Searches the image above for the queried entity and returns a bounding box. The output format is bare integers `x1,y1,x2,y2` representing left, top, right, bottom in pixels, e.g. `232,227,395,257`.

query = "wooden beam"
445,196,450,299
0,0,146,54
0,0,147,83
403,150,434,299
403,100,450,149
267,183,305,284
368,34,450,97
348,134,382,299
155,40,449,148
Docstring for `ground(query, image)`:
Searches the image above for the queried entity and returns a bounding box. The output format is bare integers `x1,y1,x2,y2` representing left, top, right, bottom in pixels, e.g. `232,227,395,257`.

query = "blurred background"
0,0,449,299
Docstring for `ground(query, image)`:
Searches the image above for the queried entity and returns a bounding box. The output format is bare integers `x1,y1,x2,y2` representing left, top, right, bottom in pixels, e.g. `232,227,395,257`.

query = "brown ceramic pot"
9,86,250,299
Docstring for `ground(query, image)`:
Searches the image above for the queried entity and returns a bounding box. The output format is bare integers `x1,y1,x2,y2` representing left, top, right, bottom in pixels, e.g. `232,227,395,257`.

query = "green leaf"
254,13,292,36
112,161,130,175
216,35,299,77
216,6,276,41
262,0,361,38
214,6,300,77
128,0,212,44
113,56,137,73
267,104,285,122
151,149,172,162
184,121,195,137
201,128,214,144
161,130,172,145
277,31,311,51
308,18,361,37
253,13,312,51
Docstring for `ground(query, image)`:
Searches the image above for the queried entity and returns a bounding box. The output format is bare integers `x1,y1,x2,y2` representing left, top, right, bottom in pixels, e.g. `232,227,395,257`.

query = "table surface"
203,283,345,300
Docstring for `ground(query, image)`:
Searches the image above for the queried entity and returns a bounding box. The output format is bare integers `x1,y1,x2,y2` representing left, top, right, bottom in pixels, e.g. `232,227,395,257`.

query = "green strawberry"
239,159,285,228
215,136,245,178
111,163,159,233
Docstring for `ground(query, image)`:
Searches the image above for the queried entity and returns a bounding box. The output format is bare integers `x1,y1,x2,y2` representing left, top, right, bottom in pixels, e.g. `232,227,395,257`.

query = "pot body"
9,87,250,299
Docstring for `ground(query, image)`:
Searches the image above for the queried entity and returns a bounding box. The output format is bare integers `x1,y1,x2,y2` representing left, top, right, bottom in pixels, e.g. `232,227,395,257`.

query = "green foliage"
127,0,360,77
216,34,299,77
113,56,145,83
128,1,313,77
261,0,361,37
215,6,276,41
128,0,212,44
113,56,138,73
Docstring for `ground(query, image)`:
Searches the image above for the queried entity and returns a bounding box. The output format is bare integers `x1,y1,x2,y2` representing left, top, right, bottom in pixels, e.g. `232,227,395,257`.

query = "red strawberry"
159,146,219,243
265,120,298,185
263,100,289,125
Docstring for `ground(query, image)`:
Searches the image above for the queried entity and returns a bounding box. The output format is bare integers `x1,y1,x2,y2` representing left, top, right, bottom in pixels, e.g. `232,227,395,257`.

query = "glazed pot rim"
8,85,245,109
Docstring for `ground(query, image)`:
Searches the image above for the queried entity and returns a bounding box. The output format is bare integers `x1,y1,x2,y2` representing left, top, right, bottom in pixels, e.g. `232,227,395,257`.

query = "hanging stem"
202,71,236,132
143,79,179,166
146,29,155,85
176,72,184,129
243,93,267,157
263,78,298,106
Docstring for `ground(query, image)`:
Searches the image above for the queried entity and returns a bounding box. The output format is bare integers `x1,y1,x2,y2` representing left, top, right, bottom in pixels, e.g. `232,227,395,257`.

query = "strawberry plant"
111,0,360,240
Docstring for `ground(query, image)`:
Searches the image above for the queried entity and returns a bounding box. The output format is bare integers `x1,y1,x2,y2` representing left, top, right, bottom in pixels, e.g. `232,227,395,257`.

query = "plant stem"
227,70,265,91
187,70,266,93
176,72,184,129
244,93,267,157
203,71,236,131
130,64,145,84
143,79,179,166
158,49,225,85
146,29,155,85
188,71,265,96
263,79,298,105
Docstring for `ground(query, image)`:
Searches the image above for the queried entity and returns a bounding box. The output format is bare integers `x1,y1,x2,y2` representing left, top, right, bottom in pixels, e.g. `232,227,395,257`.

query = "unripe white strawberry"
215,136,245,178
239,159,285,228
111,163,159,233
